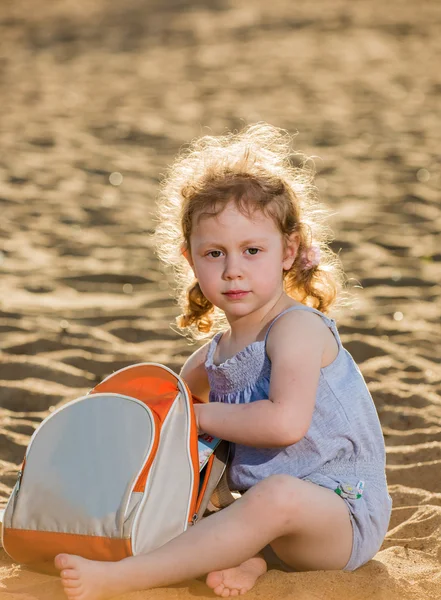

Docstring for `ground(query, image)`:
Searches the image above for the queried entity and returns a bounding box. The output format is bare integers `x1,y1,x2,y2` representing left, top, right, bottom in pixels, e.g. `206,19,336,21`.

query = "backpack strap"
192,441,237,521
209,469,237,510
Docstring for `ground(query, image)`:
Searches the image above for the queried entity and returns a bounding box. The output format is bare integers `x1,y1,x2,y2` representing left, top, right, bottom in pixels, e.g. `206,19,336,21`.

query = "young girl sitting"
55,123,392,599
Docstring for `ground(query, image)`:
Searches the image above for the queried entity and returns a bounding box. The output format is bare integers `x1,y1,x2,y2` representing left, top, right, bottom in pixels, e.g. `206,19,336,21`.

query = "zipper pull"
191,513,198,526
15,470,22,495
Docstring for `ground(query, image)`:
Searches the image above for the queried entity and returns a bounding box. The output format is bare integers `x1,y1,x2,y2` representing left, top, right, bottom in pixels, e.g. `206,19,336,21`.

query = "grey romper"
205,305,392,572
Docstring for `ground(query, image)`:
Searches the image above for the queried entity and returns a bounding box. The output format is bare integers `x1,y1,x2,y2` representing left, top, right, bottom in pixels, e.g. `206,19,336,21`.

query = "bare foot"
206,555,267,597
55,554,129,600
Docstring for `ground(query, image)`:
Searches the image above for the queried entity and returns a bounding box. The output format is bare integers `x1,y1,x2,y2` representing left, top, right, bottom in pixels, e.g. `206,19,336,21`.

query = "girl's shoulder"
267,306,330,344
266,304,333,339
266,305,339,368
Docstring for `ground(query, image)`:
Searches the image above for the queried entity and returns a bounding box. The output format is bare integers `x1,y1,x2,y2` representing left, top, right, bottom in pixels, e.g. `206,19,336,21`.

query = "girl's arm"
195,311,327,448
179,342,211,404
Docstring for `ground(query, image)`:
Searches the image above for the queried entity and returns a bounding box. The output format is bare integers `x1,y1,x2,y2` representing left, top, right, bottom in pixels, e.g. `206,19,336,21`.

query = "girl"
55,123,392,599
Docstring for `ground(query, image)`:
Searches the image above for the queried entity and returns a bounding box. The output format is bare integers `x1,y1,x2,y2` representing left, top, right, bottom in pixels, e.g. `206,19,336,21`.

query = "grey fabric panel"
11,393,154,538
132,389,194,554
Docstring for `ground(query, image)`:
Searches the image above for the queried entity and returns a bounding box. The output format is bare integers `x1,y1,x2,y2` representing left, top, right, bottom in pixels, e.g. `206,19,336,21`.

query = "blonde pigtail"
177,281,215,334
284,244,343,313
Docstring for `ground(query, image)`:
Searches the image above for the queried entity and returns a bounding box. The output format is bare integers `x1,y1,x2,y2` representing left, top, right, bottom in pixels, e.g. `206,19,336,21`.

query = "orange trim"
92,364,179,423
195,452,215,515
133,411,161,492
3,528,132,564
182,381,201,521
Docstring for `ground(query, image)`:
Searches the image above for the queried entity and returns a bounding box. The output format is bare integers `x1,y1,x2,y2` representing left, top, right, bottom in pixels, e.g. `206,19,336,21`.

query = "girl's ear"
282,233,300,271
181,245,194,269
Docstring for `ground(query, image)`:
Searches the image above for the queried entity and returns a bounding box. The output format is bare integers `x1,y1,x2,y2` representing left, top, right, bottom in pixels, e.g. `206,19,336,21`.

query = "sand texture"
0,0,440,598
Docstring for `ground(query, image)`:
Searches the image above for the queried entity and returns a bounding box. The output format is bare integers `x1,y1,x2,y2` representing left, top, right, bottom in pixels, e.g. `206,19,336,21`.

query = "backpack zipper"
15,470,22,496
14,457,25,498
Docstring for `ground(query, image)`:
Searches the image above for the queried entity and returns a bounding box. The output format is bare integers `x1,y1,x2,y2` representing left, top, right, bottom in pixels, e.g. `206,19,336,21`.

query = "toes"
62,578,82,589
61,568,80,581
55,553,70,570
213,583,225,596
55,553,80,571
206,571,224,590
208,565,259,598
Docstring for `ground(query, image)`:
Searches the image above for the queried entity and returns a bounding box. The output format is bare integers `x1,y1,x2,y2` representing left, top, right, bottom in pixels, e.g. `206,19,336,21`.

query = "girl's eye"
207,250,223,258
246,248,260,256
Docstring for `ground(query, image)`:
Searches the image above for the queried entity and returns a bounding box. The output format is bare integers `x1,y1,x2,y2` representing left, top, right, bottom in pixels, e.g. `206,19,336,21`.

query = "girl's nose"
223,256,243,280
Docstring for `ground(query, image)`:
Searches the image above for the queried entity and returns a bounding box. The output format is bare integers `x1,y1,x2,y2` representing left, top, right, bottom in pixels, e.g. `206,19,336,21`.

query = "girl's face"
185,202,298,323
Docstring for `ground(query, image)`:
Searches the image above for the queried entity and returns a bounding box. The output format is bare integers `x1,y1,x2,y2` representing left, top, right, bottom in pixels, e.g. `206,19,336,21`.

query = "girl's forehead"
192,202,277,233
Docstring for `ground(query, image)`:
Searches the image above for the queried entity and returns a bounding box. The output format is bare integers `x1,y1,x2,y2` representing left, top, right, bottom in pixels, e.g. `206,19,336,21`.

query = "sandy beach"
1,0,440,598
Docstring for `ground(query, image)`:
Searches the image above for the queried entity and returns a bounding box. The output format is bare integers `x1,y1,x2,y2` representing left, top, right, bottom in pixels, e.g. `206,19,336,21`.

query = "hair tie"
300,244,321,270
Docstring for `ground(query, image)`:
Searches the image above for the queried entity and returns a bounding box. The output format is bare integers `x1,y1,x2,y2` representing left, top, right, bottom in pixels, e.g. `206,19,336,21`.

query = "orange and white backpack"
2,363,233,565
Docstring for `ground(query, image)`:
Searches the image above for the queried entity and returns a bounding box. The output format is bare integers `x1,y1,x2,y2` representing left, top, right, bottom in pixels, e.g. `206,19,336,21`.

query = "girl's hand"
193,403,203,434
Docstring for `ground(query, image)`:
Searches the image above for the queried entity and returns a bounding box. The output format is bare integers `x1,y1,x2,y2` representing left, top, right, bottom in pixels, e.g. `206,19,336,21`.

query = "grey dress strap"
264,305,339,346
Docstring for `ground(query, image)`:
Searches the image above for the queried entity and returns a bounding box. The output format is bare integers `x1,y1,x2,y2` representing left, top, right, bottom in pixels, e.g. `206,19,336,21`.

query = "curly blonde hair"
154,123,345,339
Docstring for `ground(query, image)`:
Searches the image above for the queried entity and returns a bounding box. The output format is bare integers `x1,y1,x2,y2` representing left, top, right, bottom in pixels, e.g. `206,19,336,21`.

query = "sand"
0,0,440,598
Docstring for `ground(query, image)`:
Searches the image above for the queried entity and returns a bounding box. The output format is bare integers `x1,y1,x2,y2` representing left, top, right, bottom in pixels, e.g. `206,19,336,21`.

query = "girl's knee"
245,474,302,514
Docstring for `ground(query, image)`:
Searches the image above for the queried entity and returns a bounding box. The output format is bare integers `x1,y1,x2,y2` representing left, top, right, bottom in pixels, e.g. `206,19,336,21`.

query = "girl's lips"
223,291,249,299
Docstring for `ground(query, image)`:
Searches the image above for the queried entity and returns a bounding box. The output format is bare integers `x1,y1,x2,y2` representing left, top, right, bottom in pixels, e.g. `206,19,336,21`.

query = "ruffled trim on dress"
205,333,271,395
209,378,271,404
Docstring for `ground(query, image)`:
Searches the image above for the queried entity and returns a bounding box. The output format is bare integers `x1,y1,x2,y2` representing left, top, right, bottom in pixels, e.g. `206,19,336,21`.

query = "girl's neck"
224,293,296,346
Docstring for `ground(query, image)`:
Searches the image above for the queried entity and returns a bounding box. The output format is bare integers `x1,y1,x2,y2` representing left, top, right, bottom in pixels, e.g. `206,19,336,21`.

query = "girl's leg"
55,475,353,600
205,477,354,595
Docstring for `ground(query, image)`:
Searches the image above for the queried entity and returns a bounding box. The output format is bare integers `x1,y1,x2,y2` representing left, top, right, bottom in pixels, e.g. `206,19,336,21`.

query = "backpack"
1,363,234,565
